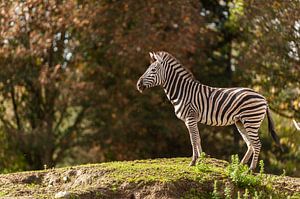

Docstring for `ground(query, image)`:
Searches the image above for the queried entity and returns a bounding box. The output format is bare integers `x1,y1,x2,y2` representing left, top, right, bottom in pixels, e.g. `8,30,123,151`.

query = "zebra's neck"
162,66,199,105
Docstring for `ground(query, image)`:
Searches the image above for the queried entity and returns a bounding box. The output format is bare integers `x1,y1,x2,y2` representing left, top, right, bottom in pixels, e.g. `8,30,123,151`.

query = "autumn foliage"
0,0,299,176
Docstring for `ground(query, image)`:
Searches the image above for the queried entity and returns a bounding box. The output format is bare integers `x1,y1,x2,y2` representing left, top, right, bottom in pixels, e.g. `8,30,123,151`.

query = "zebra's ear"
153,52,163,63
149,52,155,63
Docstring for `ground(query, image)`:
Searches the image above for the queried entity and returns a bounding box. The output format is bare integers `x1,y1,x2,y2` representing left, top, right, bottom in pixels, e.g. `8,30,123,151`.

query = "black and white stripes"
137,51,281,170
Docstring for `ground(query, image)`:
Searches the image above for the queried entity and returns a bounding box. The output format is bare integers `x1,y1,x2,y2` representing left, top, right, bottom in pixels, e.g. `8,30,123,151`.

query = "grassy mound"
0,157,299,198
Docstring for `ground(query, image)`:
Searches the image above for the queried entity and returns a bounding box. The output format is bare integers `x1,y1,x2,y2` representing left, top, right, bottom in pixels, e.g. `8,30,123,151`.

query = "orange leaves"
183,15,191,24
292,100,300,111
272,1,281,10
72,17,90,28
123,3,129,12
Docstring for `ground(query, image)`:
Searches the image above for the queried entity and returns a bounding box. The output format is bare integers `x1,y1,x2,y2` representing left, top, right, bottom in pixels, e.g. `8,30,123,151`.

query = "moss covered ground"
0,157,299,198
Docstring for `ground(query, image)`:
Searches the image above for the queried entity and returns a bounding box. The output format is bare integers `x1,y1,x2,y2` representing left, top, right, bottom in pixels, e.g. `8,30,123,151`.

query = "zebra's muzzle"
137,78,146,93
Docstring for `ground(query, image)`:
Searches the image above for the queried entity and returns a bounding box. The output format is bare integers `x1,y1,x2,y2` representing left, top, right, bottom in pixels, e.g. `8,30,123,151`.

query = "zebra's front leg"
185,119,202,166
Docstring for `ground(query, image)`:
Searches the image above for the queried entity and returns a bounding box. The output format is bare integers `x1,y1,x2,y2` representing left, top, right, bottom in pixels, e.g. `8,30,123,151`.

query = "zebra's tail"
266,107,284,152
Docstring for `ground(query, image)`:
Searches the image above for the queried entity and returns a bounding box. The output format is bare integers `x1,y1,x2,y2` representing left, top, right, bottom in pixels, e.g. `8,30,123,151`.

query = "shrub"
226,155,261,187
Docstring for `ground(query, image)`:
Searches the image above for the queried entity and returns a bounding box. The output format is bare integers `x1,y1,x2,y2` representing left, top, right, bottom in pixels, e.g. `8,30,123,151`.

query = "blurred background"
0,0,299,177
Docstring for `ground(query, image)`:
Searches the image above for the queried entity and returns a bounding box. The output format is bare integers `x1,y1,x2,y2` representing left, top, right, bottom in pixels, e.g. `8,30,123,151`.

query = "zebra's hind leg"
235,120,253,164
185,119,202,166
249,138,261,170
241,119,263,170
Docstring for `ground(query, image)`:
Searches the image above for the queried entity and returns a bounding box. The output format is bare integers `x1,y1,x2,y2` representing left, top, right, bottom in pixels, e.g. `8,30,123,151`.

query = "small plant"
243,188,249,199
224,183,232,199
111,184,118,192
212,180,220,199
253,191,259,199
196,162,211,172
226,155,261,187
196,152,223,174
259,160,264,175
237,191,241,199
0,191,7,197
253,191,263,199
196,152,213,172
257,160,265,181
199,152,206,161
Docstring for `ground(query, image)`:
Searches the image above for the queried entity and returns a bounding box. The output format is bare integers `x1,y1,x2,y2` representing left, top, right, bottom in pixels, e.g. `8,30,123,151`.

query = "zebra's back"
196,86,267,126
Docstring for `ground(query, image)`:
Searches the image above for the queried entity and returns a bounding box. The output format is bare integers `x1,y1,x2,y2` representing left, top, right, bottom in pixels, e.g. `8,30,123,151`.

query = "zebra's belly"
173,101,237,125
198,116,236,126
174,106,236,126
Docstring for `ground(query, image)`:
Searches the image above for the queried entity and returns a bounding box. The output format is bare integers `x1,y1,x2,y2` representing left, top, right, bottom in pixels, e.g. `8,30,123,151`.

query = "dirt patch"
272,175,300,193
73,180,214,199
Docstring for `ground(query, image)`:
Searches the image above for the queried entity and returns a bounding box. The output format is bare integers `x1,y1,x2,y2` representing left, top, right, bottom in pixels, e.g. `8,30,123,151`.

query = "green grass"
101,157,224,184
0,191,8,197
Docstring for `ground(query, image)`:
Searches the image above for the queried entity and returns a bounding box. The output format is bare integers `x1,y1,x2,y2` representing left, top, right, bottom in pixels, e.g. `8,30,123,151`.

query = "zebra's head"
137,52,165,93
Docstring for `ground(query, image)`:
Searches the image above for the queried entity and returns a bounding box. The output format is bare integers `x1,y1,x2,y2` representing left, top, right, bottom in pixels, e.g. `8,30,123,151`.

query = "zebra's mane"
156,51,195,79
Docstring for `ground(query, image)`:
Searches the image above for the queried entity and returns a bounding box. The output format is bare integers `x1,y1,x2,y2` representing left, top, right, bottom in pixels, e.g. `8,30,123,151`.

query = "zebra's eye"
151,68,156,72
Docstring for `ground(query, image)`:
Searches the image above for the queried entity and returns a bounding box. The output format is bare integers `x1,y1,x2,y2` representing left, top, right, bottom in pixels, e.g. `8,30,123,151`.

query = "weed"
226,155,261,187
259,160,264,176
243,188,249,199
111,184,118,192
196,154,224,174
199,152,206,161
212,180,220,199
257,160,265,183
253,191,258,199
253,191,263,199
196,162,212,173
0,191,7,197
290,193,300,199
224,183,232,199
196,153,211,172
237,191,241,199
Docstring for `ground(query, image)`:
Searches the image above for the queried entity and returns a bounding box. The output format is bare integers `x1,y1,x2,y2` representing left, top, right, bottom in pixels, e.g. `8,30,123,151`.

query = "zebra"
136,51,282,170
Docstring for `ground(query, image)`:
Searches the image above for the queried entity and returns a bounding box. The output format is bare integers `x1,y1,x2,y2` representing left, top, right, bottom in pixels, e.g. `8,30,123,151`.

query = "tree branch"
293,119,300,131
53,105,68,135
10,86,22,131
53,107,86,164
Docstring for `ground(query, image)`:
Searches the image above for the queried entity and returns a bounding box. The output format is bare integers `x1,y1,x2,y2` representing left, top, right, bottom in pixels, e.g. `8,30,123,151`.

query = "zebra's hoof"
249,166,255,171
189,160,196,166
241,160,248,165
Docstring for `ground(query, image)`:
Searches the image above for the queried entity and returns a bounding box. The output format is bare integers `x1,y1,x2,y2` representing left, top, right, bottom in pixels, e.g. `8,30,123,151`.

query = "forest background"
0,0,299,177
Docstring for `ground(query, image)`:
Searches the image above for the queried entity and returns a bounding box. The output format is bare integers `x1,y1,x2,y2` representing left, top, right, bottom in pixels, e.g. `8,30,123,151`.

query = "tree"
233,0,300,174
0,0,92,170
